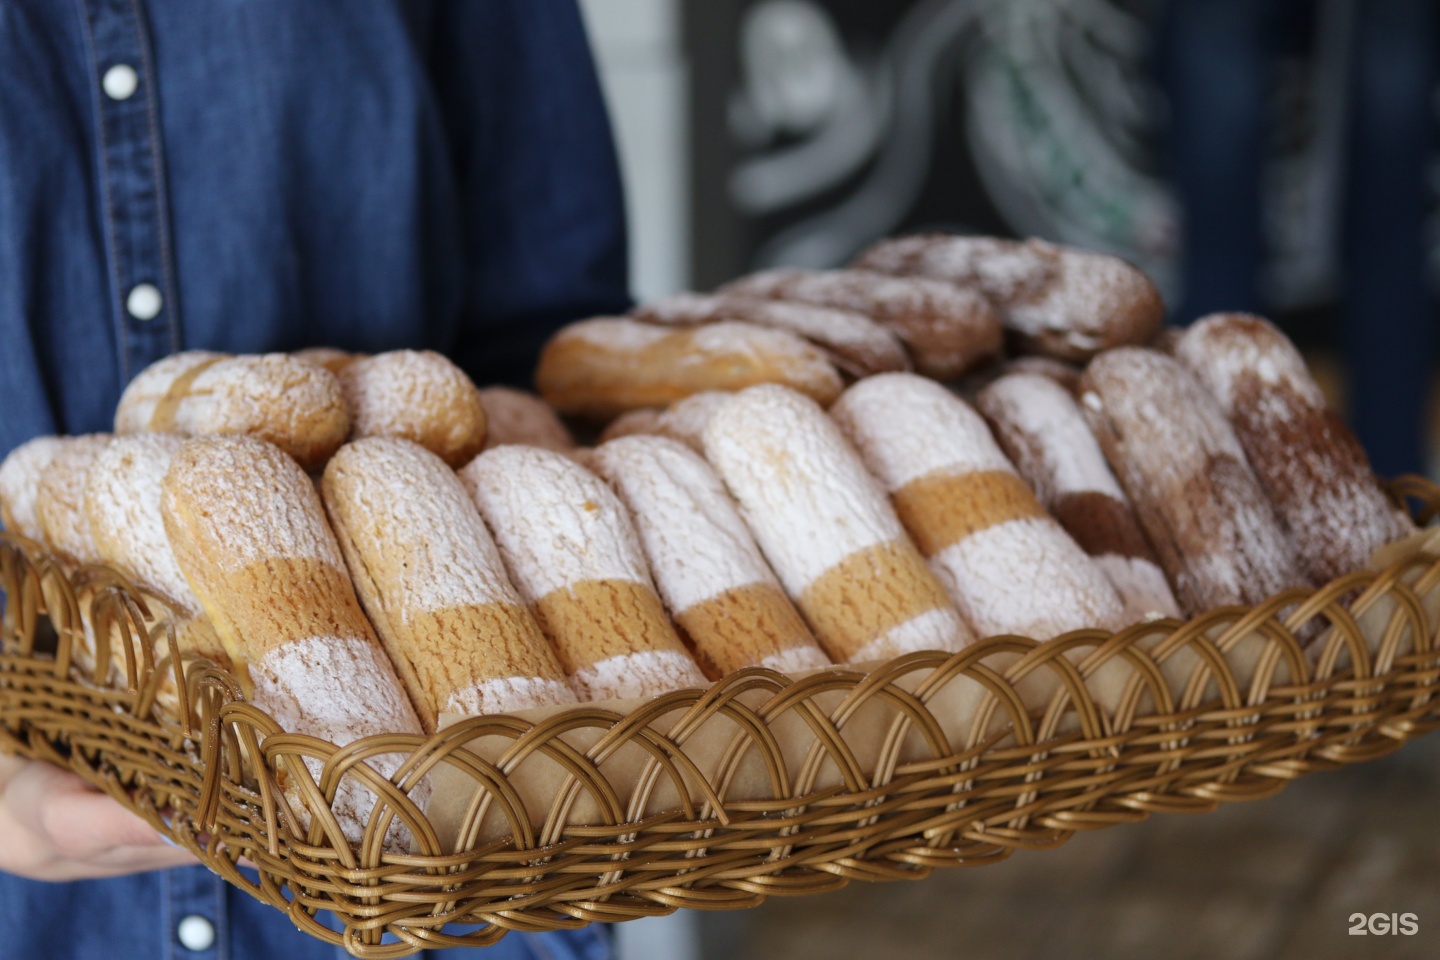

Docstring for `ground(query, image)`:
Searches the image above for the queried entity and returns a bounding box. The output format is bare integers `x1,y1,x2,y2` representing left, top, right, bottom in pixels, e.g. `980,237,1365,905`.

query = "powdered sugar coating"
657,392,730,451
1174,314,1411,583
848,608,967,663
162,435,343,571
1080,348,1307,612
249,635,425,845
477,387,574,453
703,385,906,591
337,351,487,466
562,317,671,350
758,645,832,675
85,433,199,615
458,445,654,601
975,373,1125,502
635,292,910,376
36,435,111,564
173,354,349,468
443,676,577,717
931,518,1124,638
114,351,226,433
830,374,1012,492
1174,313,1327,417
1094,554,1181,622
593,435,784,613
323,438,524,616
573,651,706,702
1005,244,1158,352
0,436,66,538
854,234,1052,302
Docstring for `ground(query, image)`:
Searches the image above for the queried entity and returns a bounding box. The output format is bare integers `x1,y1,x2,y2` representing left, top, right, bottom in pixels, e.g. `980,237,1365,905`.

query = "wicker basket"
3,479,1440,958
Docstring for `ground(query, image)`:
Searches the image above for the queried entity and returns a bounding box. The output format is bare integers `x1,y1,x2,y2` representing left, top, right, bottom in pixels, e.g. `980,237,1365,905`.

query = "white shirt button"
125,283,163,321
101,64,139,101
176,915,216,952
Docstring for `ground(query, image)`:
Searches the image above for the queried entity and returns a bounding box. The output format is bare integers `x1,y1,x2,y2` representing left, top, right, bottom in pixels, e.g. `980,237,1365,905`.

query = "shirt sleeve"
425,0,632,387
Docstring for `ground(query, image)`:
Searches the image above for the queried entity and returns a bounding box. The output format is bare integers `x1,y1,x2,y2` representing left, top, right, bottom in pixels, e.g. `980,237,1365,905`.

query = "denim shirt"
0,1,628,957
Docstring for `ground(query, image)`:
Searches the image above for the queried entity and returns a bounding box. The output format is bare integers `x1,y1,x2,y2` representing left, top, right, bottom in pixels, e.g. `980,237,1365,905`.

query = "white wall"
579,0,691,301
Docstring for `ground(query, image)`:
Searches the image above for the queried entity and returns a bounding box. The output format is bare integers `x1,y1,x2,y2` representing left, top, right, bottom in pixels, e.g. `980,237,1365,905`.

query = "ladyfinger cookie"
593,436,832,678
718,268,1002,380
161,435,424,844
337,350,488,468
0,436,67,540
85,434,204,618
477,386,575,453
975,373,1181,623
35,434,111,565
633,292,910,377
832,374,1126,639
116,352,349,471
322,439,575,730
854,235,1164,361
1078,348,1309,614
703,384,971,663
536,317,843,420
1174,314,1412,583
598,391,731,454
459,445,707,701
294,347,364,375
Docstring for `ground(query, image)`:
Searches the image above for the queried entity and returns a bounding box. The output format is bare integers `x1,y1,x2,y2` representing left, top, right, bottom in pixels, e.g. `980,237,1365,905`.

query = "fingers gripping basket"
3,480,1440,958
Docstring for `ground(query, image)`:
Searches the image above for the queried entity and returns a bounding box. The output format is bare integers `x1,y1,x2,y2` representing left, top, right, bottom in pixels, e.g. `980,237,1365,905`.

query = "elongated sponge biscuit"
459,445,707,701
322,438,575,731
833,374,1126,639
593,436,832,678
161,435,424,844
703,384,971,663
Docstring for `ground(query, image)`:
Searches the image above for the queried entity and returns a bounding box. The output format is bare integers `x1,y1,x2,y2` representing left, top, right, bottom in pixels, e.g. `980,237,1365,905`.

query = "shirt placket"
76,0,182,387
162,866,229,960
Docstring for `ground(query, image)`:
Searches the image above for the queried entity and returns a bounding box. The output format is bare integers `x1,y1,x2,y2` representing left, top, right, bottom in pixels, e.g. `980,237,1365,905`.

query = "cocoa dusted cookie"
1078,348,1310,615
718,268,1003,380
1174,313,1413,583
634,292,911,378
976,372,1180,623
854,234,1164,362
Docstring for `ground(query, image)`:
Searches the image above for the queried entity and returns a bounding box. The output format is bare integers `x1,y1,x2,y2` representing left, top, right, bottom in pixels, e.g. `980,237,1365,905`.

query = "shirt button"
176,915,216,952
125,283,163,321
101,64,139,101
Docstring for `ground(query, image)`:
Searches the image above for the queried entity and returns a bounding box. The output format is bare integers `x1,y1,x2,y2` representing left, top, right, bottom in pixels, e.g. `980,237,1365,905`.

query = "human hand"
0,752,196,880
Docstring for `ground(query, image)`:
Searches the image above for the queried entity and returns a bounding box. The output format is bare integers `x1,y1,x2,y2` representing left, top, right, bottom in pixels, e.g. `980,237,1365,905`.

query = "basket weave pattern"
3,480,1440,958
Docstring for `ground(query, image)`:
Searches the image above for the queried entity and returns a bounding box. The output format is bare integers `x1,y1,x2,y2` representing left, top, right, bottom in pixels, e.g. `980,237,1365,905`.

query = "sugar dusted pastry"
853,235,1163,361
459,445,707,701
633,292,910,377
1079,348,1309,614
294,347,363,375
598,391,731,454
322,438,575,731
593,435,832,678
35,434,111,565
719,268,1002,380
1174,313,1412,583
536,317,843,420
477,386,575,453
0,436,67,540
337,350,487,468
833,374,1125,639
703,384,971,663
976,373,1180,623
115,352,349,471
161,435,424,845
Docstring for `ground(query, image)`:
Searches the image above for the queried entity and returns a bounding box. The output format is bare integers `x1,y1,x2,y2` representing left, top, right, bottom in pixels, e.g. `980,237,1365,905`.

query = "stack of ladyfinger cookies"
0,236,1417,837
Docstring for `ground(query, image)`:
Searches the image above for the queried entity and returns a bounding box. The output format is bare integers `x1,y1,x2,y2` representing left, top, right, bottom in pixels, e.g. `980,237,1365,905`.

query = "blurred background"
580,0,1440,479
578,1,1440,957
